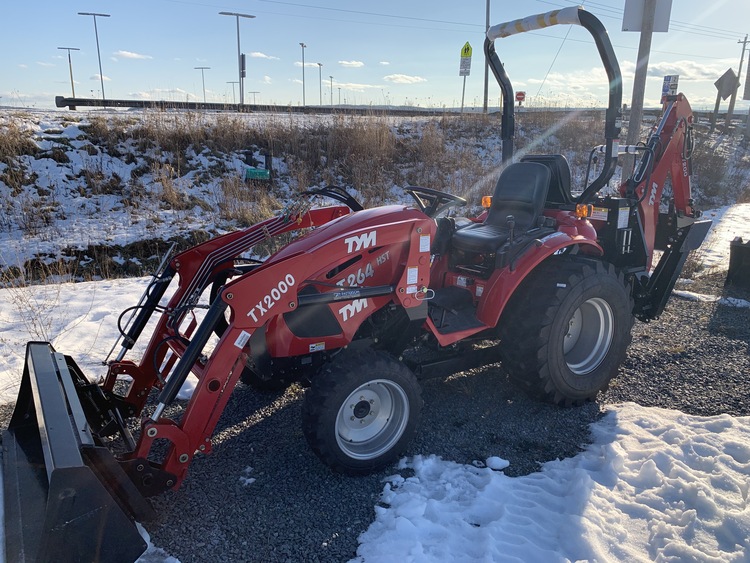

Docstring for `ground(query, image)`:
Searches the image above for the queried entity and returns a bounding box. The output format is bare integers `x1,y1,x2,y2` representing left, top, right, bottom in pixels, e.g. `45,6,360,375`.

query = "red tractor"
3,7,711,562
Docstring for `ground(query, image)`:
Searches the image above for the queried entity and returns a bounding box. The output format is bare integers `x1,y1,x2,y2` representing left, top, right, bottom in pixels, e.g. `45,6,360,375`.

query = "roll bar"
485,7,622,204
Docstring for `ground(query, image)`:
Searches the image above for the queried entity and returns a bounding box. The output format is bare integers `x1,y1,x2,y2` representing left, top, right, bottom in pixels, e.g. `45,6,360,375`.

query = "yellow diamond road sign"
459,42,472,77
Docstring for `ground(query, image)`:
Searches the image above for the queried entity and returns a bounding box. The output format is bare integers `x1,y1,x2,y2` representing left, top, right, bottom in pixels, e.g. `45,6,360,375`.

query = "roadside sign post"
459,42,472,114
661,75,678,100
711,68,738,131
515,91,526,107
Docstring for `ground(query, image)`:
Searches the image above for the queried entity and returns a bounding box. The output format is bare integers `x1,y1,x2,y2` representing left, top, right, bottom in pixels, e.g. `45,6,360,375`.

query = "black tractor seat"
452,161,551,254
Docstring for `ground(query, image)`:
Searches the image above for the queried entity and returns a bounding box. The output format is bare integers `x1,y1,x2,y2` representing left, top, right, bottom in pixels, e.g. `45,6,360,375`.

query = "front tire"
302,349,422,474
500,257,634,406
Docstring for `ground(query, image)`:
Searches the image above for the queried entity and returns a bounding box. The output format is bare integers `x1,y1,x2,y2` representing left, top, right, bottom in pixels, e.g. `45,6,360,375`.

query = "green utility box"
245,168,271,181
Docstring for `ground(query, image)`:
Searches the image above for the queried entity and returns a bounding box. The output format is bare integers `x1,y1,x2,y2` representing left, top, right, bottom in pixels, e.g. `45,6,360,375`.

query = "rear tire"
302,349,422,474
500,257,634,406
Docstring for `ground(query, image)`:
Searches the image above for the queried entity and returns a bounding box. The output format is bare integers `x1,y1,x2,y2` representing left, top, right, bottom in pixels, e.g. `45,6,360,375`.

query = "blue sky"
2,0,749,111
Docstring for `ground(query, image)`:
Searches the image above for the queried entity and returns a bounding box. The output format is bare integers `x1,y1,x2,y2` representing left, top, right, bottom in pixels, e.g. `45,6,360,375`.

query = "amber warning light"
481,196,492,208
575,204,593,218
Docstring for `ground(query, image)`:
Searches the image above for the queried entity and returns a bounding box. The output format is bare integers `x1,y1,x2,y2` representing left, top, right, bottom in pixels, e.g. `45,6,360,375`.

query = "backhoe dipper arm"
485,6,622,200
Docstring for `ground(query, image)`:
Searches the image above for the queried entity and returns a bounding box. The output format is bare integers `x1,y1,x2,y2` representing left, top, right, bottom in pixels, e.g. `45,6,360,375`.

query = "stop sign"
515,91,526,102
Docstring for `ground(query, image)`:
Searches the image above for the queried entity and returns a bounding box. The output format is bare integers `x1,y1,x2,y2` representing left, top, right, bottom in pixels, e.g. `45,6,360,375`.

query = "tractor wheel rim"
335,379,409,460
563,297,614,375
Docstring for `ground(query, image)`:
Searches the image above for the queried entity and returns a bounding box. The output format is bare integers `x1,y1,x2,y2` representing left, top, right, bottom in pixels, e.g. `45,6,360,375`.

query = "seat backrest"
520,154,573,206
486,162,551,230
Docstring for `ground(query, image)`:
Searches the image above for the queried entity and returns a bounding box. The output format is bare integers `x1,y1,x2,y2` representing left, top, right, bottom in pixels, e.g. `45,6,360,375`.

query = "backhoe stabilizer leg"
634,218,712,320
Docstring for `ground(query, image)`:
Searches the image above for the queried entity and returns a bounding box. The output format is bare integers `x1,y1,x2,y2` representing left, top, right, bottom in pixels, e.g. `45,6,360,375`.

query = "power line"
258,0,479,28
536,1,585,97
538,0,747,40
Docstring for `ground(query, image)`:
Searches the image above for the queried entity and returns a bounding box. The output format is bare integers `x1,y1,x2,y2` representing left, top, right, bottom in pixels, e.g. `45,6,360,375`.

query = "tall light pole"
317,62,323,105
57,47,80,100
226,81,239,104
219,12,255,107
78,12,110,101
195,66,210,103
299,42,307,105
483,0,490,113
329,76,333,107
338,87,341,106
249,91,259,105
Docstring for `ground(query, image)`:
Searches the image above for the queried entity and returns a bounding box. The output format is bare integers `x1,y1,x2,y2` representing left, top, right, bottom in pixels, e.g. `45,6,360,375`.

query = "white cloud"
384,74,427,84
263,75,272,84
114,50,153,60
251,52,279,60
379,61,390,66
295,61,321,68
36,62,55,67
90,74,112,82
339,60,364,68
333,81,380,93
18,64,28,69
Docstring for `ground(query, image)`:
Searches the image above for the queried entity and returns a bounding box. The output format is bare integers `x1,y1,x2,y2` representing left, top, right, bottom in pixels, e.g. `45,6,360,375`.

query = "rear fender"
476,233,603,328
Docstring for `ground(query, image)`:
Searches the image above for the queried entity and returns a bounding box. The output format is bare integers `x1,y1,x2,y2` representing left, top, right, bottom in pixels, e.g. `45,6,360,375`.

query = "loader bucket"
2,342,152,563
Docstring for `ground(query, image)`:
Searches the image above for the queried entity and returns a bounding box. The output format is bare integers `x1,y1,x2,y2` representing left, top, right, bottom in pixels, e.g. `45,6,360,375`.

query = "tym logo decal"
344,231,377,253
338,299,368,322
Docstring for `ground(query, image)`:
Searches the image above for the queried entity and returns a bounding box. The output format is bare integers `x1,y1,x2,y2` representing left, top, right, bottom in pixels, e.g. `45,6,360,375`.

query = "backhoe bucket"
2,342,151,563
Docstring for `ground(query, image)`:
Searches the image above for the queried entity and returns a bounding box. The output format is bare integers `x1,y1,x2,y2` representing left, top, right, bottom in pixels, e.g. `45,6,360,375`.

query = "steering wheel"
404,186,467,218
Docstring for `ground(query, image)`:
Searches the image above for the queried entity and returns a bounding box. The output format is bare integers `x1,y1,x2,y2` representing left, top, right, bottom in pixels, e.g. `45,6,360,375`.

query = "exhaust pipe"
2,342,151,563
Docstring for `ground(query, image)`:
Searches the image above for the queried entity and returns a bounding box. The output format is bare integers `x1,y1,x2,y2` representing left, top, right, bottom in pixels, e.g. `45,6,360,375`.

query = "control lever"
506,215,516,244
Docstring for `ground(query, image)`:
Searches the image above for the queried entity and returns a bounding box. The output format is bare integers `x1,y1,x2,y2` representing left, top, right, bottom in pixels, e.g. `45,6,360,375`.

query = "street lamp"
248,91,259,105
299,42,306,106
226,81,239,104
195,66,210,103
338,87,341,106
219,11,255,107
329,76,333,107
77,12,110,101
57,47,80,100
317,62,323,105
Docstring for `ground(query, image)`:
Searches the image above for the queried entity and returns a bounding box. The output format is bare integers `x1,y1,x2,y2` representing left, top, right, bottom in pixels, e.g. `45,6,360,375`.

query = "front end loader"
3,7,712,561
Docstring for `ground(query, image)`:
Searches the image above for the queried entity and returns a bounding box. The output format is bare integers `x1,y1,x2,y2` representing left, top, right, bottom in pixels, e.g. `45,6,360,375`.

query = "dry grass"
2,107,746,284
216,175,281,226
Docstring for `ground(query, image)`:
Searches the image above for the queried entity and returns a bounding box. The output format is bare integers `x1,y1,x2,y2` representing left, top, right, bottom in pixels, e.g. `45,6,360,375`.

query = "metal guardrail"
54,96,447,116
53,96,747,125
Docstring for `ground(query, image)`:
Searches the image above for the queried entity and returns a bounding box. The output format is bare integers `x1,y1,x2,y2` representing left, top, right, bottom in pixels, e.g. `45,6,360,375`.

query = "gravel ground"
1,273,748,562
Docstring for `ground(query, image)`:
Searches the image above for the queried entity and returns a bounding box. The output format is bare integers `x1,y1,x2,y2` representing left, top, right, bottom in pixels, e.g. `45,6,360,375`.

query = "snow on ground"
693,204,750,274
354,404,750,562
0,204,748,562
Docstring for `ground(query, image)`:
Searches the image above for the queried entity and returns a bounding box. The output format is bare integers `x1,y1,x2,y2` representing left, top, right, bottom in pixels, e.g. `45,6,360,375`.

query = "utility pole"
299,42,306,106
57,47,80,109
338,87,341,106
249,91,259,105
317,63,323,105
329,76,334,107
226,81,239,104
623,0,656,175
78,12,110,101
219,12,255,107
483,0,490,113
726,34,749,128
194,66,210,104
